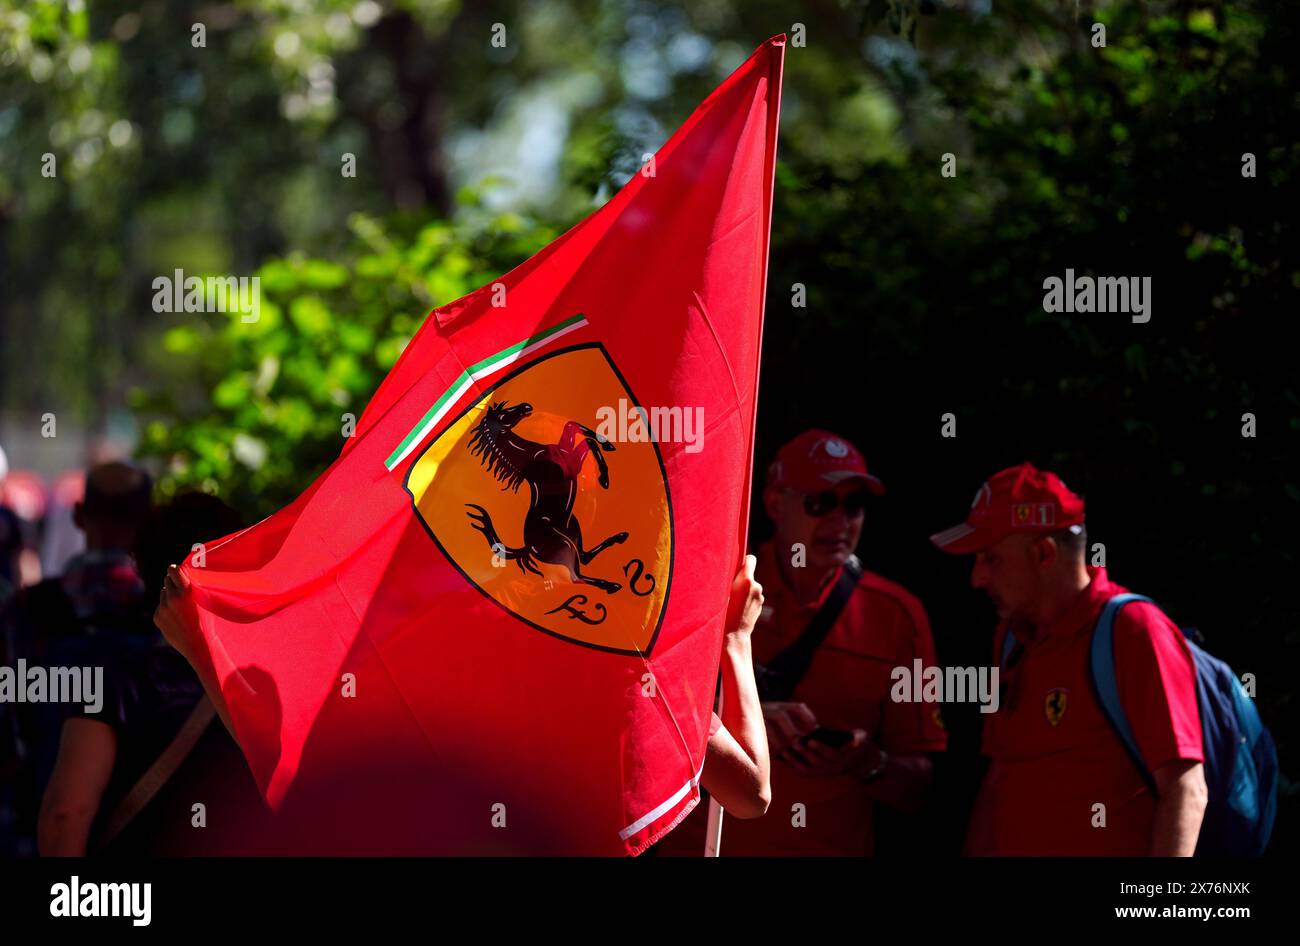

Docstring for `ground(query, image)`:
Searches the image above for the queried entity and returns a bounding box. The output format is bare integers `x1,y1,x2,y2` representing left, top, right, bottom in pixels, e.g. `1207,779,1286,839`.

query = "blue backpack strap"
1089,593,1160,797
1000,627,1018,668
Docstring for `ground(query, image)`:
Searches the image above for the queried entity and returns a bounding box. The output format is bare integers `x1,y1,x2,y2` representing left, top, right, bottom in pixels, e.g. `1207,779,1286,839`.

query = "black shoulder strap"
755,556,863,702
92,697,215,853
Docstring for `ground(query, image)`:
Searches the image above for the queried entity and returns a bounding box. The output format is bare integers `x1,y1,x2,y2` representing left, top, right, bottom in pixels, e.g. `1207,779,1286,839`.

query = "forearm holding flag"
701,555,770,819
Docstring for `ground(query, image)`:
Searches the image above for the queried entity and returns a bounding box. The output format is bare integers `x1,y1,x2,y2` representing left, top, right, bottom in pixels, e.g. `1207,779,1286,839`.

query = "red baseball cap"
766,429,885,496
930,462,1085,554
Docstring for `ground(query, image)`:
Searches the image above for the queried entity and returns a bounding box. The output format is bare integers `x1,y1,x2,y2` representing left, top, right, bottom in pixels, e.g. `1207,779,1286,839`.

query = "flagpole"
704,796,725,856
704,680,724,857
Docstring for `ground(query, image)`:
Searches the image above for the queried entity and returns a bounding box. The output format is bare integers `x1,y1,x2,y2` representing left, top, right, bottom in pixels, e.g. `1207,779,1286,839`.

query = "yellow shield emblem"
403,344,673,655
1045,688,1068,726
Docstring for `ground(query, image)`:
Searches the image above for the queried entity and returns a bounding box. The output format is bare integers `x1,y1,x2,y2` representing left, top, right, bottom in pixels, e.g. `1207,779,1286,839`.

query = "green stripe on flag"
384,312,587,470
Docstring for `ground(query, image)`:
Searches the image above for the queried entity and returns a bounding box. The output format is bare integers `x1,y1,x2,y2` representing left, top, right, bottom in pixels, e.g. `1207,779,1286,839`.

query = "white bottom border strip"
618,762,705,841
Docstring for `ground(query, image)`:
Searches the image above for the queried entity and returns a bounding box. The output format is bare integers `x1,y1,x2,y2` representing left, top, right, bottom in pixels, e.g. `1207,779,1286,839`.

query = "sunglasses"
798,489,871,518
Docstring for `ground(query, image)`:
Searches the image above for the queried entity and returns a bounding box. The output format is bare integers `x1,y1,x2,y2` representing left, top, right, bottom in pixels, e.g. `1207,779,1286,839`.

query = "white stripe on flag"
618,762,705,842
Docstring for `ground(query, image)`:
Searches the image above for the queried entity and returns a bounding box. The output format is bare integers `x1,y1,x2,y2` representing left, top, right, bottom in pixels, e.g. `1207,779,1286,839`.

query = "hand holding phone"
801,726,854,748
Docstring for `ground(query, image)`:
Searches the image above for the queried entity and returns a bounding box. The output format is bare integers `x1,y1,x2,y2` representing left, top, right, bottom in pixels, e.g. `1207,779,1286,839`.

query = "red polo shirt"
658,540,947,856
968,566,1203,856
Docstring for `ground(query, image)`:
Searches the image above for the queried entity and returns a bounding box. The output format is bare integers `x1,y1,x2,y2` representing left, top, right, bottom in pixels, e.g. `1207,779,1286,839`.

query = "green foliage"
130,202,555,517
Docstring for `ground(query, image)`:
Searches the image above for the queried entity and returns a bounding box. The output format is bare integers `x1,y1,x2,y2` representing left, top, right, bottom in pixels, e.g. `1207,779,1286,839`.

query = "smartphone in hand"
802,726,853,748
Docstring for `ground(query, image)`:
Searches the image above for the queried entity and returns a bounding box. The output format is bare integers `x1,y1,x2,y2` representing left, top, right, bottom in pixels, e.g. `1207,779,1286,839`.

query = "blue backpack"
1089,593,1278,856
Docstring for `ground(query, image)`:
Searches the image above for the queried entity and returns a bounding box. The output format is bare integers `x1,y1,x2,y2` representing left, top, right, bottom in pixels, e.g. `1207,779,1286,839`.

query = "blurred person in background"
0,444,27,854
39,469,88,581
932,463,1206,856
39,491,275,856
0,445,23,602
1,468,49,588
1,460,155,853
659,429,946,856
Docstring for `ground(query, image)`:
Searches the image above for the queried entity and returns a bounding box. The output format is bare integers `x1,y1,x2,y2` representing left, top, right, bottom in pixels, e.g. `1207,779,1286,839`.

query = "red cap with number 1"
930,462,1085,555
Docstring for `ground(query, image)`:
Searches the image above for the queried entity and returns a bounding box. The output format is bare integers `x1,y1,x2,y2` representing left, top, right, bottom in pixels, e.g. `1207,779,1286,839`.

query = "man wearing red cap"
659,429,946,856
932,463,1207,855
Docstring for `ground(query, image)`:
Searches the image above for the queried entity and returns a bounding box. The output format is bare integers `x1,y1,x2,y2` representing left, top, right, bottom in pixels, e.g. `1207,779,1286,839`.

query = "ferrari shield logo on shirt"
404,342,674,656
1045,687,1068,726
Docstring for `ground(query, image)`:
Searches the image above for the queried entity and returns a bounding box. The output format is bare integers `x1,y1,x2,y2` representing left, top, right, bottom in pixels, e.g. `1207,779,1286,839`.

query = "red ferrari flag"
177,35,784,855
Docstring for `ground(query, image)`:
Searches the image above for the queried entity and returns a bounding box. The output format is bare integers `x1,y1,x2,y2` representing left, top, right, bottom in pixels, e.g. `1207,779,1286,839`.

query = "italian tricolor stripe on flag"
384,312,588,470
